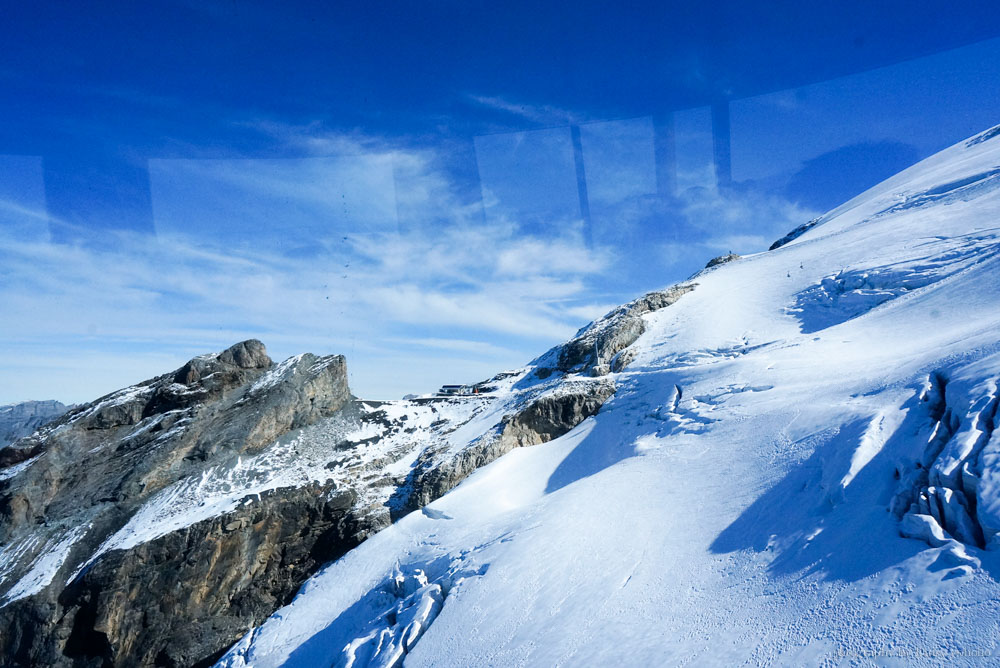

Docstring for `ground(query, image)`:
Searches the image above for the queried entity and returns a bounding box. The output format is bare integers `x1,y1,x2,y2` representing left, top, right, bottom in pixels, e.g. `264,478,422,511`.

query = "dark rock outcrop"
966,123,1000,147
66,484,359,668
536,283,695,377
0,340,354,667
396,381,616,514
0,400,68,448
769,217,821,250
703,253,741,269
0,336,619,667
1,482,363,668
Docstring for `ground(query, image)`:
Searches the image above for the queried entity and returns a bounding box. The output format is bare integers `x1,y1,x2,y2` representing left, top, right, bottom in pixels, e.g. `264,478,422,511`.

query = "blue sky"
2,2,1000,403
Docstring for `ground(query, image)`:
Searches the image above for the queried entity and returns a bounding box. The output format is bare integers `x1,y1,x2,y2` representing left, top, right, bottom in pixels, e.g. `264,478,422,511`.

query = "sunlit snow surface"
224,125,1000,664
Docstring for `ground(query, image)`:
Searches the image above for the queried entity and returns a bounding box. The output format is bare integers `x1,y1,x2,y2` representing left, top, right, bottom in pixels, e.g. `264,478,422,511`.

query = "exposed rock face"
65,484,360,668
0,340,353,667
2,482,363,668
0,400,68,448
536,283,695,377
703,253,741,269
769,217,821,250
966,123,1000,147
396,381,616,514
497,383,615,448
0,338,617,667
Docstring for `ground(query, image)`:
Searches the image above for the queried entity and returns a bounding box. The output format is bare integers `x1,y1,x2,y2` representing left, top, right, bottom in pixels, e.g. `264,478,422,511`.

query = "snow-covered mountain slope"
0,338,612,663
218,123,1000,667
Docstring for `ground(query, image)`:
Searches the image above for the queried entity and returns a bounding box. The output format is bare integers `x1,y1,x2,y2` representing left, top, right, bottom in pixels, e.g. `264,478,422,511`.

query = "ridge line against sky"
2,8,1000,404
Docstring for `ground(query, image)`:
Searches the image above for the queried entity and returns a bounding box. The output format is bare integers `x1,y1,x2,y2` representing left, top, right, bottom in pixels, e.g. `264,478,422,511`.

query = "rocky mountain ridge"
0,340,354,666
0,400,68,450
0,315,644,666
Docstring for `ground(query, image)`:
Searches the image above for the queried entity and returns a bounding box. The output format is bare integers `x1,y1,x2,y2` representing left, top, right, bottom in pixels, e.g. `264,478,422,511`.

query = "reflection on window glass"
579,116,657,250
2,6,1000,404
475,127,582,239
149,156,398,253
674,107,717,193
731,38,1000,212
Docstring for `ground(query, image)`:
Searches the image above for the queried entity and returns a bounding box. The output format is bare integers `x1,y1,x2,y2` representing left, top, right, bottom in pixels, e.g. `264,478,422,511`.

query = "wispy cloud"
467,94,584,126
0,127,612,403
0,227,605,402
0,120,816,405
